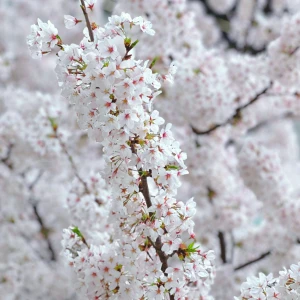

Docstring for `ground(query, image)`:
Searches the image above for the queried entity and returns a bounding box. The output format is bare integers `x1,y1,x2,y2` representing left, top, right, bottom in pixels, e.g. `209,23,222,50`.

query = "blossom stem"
80,0,94,42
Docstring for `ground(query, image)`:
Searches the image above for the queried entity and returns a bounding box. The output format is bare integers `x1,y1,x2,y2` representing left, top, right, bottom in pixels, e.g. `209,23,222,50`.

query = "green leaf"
71,226,84,238
129,39,139,50
145,133,156,140
165,165,180,171
48,117,58,132
187,241,200,253
102,61,109,68
193,68,201,75
149,56,159,69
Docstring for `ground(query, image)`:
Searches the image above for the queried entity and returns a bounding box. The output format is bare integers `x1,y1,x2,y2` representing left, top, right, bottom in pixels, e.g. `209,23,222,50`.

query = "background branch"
191,84,271,135
234,251,271,271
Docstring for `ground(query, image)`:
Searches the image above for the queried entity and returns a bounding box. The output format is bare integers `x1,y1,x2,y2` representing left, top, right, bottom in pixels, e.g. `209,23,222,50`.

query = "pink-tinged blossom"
236,262,300,299
27,19,59,58
133,16,155,36
64,15,81,29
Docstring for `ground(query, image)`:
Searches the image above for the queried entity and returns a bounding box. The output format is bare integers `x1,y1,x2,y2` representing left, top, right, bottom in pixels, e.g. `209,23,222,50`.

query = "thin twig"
191,84,271,135
55,132,88,192
80,0,94,42
27,171,56,261
32,202,56,261
234,251,271,271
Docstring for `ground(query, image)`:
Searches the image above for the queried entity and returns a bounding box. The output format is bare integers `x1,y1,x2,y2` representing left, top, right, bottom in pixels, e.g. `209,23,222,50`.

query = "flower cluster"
18,0,300,299
28,8,215,300
112,1,300,299
268,12,300,89
27,19,61,59
235,262,300,299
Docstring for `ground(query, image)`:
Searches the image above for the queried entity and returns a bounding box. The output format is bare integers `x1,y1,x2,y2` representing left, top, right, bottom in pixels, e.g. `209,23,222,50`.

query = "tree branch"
55,132,88,193
218,231,227,263
191,84,271,135
234,251,271,271
1,143,13,169
130,139,174,300
32,202,56,261
27,171,56,261
263,0,273,15
198,0,265,54
80,0,94,42
141,175,152,210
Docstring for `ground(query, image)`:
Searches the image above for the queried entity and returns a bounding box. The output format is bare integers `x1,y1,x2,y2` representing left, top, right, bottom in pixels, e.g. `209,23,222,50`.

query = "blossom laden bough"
28,5,215,300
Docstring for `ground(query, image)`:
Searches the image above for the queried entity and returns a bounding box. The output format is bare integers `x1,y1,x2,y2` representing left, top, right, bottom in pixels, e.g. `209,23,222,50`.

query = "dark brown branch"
198,0,266,55
80,0,94,42
130,139,174,300
1,143,13,169
191,84,271,135
218,231,227,263
234,251,271,271
238,84,271,111
148,237,169,273
141,176,152,209
27,171,56,261
263,0,273,15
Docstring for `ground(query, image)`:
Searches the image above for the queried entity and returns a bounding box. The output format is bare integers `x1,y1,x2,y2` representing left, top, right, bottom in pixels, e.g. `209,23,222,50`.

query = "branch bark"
218,231,227,263
130,139,174,300
80,0,94,42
